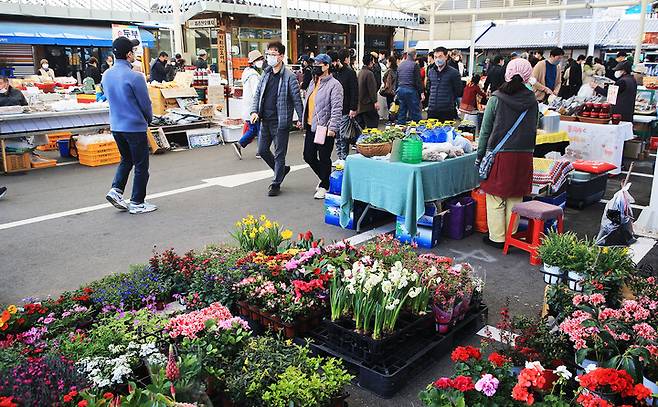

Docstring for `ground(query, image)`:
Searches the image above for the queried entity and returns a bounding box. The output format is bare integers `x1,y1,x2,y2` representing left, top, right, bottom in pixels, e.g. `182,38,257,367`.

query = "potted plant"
564,239,593,292
356,128,403,158
537,232,571,285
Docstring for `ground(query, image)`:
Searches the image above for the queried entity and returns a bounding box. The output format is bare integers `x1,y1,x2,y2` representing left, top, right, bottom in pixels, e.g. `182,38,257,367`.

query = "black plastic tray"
309,305,488,399
323,313,434,361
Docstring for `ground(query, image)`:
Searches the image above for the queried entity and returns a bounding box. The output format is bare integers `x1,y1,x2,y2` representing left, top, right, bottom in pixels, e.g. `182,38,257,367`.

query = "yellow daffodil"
265,220,272,229
235,221,242,228
260,214,267,222
602,247,609,254
273,222,279,228
7,305,17,315
258,226,265,233
281,229,293,240
249,232,257,239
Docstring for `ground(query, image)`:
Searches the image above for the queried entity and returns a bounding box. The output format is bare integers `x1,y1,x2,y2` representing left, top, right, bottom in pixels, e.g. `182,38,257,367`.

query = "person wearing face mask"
531,47,564,102
149,51,169,83
38,59,55,81
250,41,304,197
0,75,28,107
101,55,114,73
102,37,156,215
356,54,380,129
302,54,343,199
476,58,538,249
426,46,463,122
233,50,264,159
592,61,636,123
85,57,102,84
328,49,358,164
195,49,209,69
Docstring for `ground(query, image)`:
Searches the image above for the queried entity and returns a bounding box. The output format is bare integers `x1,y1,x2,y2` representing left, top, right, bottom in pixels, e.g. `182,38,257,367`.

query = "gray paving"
0,133,655,406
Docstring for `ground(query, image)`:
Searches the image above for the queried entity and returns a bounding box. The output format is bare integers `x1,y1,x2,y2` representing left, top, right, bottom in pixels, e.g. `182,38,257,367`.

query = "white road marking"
629,236,657,264
0,166,309,231
599,199,646,211
620,171,654,179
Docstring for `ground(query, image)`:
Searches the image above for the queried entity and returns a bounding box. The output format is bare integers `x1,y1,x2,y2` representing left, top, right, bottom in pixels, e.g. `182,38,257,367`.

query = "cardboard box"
623,139,643,159
395,213,444,249
324,193,393,230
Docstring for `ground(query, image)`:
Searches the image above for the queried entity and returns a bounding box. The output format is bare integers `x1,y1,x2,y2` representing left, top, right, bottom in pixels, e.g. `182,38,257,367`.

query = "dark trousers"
258,120,289,186
356,109,379,129
303,126,335,190
428,109,458,122
112,131,149,204
396,86,422,124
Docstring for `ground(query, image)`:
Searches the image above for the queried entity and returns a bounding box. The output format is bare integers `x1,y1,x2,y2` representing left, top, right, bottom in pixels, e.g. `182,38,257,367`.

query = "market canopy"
0,22,156,47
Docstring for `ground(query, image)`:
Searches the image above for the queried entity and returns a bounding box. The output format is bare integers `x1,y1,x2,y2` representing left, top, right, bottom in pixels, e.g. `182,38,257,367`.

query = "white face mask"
528,77,538,86
42,64,49,70
0,88,7,94
614,70,624,79
255,60,264,69
266,55,279,67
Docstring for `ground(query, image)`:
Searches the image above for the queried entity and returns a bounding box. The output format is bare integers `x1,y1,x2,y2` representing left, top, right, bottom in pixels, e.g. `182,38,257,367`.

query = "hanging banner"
111,24,144,57
226,32,234,86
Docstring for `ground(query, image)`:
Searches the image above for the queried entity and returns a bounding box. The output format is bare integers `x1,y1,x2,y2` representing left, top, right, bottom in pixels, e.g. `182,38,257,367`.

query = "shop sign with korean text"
187,19,217,29
112,24,144,57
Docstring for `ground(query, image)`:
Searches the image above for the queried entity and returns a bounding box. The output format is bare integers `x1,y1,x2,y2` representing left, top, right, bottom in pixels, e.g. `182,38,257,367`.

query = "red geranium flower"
488,352,510,367
433,377,452,389
63,395,72,402
452,375,475,392
77,401,88,407
450,346,481,362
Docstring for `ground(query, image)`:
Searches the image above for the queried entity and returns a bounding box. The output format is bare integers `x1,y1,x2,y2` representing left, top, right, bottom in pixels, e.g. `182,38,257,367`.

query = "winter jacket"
593,63,606,77
397,59,422,93
532,60,562,101
371,61,382,89
85,65,102,85
241,66,261,121
484,64,505,92
357,67,378,115
426,64,463,113
0,86,28,107
301,66,313,91
595,73,637,122
333,64,358,115
460,82,486,113
251,64,304,130
381,67,398,97
582,64,594,85
303,74,344,133
477,87,539,161
101,59,153,132
150,60,167,83
559,61,582,99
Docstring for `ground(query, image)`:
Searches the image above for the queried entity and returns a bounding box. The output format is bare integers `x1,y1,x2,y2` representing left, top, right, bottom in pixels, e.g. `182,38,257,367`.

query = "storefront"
0,20,156,79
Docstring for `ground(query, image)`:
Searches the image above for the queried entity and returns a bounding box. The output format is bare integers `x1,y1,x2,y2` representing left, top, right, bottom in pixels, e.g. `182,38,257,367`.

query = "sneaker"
314,187,327,199
268,184,281,196
255,153,261,159
0,186,6,200
129,202,158,214
482,236,504,250
232,143,243,160
106,188,128,211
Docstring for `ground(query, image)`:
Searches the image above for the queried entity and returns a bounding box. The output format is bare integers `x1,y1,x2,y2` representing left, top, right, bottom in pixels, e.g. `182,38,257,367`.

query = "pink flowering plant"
166,302,233,340
559,293,657,380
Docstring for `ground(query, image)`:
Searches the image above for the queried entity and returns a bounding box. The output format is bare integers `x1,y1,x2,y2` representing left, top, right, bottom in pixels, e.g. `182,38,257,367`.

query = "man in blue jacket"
426,46,463,122
102,37,156,214
250,41,303,197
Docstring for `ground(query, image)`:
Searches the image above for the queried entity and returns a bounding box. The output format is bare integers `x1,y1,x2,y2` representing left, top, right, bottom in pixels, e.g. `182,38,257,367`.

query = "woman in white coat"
233,50,264,159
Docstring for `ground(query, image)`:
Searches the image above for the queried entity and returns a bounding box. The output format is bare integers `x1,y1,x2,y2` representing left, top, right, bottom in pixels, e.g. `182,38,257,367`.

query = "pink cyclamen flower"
475,374,499,397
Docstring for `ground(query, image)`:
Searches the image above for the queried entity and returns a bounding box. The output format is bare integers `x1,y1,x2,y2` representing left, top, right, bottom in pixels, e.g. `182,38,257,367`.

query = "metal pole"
171,0,184,56
558,0,567,48
634,0,648,64
358,6,365,68
469,14,476,76
635,152,658,237
281,0,288,60
588,0,597,57
403,28,409,51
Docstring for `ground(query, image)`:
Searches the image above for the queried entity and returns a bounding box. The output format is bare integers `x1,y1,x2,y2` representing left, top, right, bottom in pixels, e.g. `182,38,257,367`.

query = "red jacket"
460,83,486,112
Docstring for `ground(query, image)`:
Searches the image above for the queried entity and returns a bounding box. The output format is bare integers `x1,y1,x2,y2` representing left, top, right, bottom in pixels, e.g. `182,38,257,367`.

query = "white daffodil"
385,298,401,310
555,365,572,380
408,287,422,298
398,276,409,289
381,280,393,294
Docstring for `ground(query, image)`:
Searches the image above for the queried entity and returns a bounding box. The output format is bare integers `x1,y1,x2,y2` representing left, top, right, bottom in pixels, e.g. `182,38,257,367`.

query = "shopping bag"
595,183,636,246
343,117,362,145
242,121,260,145
389,101,400,114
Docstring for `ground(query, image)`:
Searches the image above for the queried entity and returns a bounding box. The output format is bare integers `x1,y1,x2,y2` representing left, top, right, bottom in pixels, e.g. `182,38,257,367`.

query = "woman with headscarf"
476,58,539,249
38,59,55,80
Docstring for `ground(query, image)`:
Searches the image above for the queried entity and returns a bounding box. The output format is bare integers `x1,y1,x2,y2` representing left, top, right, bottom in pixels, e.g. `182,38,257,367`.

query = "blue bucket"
57,139,70,158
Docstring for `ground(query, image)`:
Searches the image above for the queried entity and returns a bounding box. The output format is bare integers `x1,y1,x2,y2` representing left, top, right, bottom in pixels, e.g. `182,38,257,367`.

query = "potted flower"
356,128,403,158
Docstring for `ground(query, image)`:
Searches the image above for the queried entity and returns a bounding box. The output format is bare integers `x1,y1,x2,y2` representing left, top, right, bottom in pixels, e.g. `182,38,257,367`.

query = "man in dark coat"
150,51,169,83
594,60,637,122
484,55,505,93
0,75,27,107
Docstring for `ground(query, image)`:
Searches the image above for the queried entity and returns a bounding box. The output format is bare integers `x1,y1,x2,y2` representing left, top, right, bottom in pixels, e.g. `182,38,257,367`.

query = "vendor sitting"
0,76,28,107
592,60,637,123
38,59,56,81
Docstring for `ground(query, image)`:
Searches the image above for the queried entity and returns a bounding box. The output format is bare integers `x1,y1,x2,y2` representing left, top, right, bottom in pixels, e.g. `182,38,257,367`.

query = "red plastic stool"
503,200,564,265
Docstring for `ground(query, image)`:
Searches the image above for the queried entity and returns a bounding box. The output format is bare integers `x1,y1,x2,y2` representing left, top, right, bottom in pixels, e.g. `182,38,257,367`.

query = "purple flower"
474,374,499,397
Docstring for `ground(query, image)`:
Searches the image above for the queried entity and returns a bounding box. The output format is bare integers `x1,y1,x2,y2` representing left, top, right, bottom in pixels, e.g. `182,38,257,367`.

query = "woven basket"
357,142,392,157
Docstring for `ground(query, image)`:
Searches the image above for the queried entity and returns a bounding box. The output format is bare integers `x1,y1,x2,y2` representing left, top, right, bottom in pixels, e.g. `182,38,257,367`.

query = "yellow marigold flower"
281,229,293,240
7,305,17,315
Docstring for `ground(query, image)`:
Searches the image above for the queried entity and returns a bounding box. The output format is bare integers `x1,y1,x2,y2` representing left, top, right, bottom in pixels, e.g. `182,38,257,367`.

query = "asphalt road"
1,134,655,406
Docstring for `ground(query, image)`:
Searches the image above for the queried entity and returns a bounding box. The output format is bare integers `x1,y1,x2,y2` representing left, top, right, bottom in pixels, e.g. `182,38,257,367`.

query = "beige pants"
485,194,523,243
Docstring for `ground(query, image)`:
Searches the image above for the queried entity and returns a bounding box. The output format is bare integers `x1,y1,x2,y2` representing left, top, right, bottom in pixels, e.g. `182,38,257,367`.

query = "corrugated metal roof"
476,18,658,49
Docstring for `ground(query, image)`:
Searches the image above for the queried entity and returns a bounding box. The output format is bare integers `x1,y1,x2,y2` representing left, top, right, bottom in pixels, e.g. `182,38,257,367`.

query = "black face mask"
312,66,324,76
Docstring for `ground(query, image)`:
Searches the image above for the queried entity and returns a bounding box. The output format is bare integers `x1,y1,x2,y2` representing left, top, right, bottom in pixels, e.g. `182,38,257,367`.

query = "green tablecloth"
339,153,480,234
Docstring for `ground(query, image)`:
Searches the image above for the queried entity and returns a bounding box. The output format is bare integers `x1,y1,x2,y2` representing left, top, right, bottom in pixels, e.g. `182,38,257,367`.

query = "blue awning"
0,22,155,47
394,40,418,50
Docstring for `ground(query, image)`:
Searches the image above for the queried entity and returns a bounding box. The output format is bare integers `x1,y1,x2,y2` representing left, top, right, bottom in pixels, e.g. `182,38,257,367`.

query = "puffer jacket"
241,66,261,121
303,74,344,133
251,64,304,130
426,64,463,113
